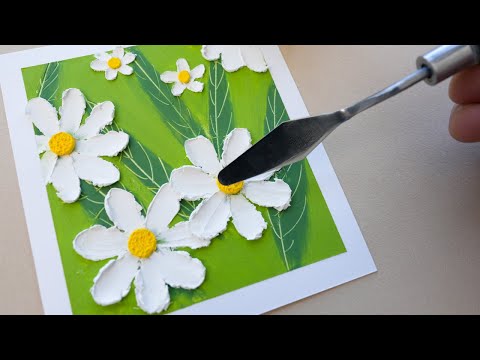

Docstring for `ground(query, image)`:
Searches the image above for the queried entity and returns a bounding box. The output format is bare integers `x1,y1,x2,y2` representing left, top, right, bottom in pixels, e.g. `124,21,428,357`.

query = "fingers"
449,65,480,104
449,103,480,143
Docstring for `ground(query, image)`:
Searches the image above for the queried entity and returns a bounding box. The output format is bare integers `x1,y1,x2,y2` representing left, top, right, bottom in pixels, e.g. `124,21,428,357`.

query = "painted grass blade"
264,83,309,271
208,61,234,155
131,49,205,143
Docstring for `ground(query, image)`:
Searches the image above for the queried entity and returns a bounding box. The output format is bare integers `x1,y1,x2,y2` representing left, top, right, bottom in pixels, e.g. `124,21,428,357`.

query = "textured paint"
21,45,346,314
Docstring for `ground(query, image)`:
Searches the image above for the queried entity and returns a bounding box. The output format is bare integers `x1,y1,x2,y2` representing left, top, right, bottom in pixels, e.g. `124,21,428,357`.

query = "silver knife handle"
417,45,480,85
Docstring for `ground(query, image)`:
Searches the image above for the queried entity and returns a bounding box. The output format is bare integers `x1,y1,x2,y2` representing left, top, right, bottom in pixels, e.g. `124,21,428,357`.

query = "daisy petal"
91,253,139,306
105,188,145,233
220,46,245,72
94,52,110,61
25,97,59,137
122,52,136,65
135,260,170,314
190,64,205,79
171,82,187,96
105,69,118,81
75,101,115,140
72,153,120,187
112,46,124,59
185,136,221,175
145,183,180,236
221,128,252,167
158,222,211,249
240,46,268,73
245,168,276,182
187,81,203,93
50,155,80,203
36,135,48,154
118,64,133,76
73,225,127,261
243,179,292,211
230,194,267,240
40,151,57,184
201,45,223,61
90,59,109,71
160,71,178,84
189,191,230,239
176,58,190,72
59,88,86,134
75,131,129,157
149,250,205,289
170,166,217,201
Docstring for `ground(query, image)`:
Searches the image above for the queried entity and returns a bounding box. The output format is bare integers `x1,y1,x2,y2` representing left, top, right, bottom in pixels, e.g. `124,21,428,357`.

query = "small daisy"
25,88,129,203
90,46,136,81
170,129,292,241
73,184,208,314
201,45,268,73
160,58,205,96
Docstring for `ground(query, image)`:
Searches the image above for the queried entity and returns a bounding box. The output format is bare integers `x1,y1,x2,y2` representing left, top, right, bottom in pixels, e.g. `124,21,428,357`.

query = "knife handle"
416,45,480,85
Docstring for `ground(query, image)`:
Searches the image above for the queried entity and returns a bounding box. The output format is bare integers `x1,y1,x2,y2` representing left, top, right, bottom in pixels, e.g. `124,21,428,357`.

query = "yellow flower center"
128,228,157,258
178,70,191,84
48,132,76,156
216,178,244,195
108,57,122,69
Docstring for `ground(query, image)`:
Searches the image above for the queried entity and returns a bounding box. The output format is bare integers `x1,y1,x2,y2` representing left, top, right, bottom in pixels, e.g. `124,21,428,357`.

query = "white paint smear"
185,136,221,175
230,194,267,240
105,188,145,233
72,153,120,187
90,253,139,306
73,225,127,261
170,165,218,201
150,250,205,289
58,88,86,134
145,183,180,236
189,191,231,240
243,179,292,211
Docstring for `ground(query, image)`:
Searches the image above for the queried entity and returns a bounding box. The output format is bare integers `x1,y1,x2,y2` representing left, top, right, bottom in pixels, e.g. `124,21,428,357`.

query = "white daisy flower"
90,46,136,81
170,129,292,241
73,185,208,314
25,88,129,203
160,58,205,96
201,45,268,73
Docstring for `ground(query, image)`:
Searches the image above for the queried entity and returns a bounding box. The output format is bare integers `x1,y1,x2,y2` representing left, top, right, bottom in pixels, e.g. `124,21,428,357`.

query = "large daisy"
201,45,268,73
26,88,129,203
90,46,136,81
170,129,292,241
73,184,208,314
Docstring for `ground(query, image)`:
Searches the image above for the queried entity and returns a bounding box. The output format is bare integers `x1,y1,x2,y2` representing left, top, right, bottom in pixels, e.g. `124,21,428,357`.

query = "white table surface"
1,45,479,314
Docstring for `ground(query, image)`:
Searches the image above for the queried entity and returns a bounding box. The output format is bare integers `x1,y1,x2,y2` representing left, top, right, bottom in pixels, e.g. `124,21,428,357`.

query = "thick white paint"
75,101,115,140
189,191,231,240
230,194,267,240
49,155,80,203
73,225,127,261
170,165,218,201
185,136,222,175
145,183,180,236
243,179,291,211
105,188,145,233
201,45,268,73
75,131,129,157
134,261,170,314
25,97,59,137
90,253,139,306
72,153,120,187
58,88,86,134
220,128,251,167
160,58,205,96
158,221,211,250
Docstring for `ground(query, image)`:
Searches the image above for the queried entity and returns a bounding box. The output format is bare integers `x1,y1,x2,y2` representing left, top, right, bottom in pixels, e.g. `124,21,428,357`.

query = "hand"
449,65,480,142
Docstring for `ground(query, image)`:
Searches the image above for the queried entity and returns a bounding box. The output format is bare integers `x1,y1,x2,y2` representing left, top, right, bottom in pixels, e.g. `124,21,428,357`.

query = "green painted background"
21,45,346,314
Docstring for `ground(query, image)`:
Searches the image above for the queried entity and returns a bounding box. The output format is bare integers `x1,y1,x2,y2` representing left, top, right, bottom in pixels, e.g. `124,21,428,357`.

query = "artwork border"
0,45,376,315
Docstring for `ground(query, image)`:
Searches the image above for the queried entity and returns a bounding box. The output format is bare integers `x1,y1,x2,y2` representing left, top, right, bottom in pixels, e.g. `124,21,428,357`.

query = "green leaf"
264,84,308,271
208,61,234,155
34,61,60,135
131,49,205,143
37,61,60,105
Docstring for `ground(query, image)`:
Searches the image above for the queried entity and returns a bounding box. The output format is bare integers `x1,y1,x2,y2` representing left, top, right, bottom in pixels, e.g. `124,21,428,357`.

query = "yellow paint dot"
178,70,191,84
108,57,122,69
128,228,157,259
48,132,76,156
216,178,244,195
